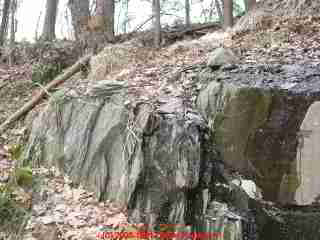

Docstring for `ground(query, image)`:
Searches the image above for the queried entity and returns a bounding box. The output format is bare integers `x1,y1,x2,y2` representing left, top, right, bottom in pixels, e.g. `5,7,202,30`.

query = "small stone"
207,47,239,69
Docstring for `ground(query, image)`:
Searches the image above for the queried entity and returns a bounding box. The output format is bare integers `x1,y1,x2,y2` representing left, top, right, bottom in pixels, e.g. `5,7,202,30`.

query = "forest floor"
0,13,320,240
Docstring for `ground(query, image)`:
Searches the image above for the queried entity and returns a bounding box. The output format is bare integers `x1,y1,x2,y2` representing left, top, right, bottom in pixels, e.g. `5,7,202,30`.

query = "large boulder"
23,48,320,240
196,78,318,204
23,81,213,227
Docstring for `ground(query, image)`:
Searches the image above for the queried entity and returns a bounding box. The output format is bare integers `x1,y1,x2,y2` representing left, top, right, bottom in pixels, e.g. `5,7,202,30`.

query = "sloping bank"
23,55,320,239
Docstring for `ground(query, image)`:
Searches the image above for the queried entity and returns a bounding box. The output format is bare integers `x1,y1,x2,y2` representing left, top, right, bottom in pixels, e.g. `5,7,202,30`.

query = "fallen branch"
165,22,221,38
0,54,92,135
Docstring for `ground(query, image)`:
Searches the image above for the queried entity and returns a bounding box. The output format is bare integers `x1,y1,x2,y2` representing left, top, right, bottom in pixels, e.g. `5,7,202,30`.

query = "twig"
134,16,154,32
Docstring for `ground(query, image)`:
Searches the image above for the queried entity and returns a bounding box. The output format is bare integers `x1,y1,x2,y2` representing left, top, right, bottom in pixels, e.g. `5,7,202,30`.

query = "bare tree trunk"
95,0,114,41
223,0,233,29
35,11,43,40
208,0,214,20
247,0,256,11
8,0,16,66
244,0,248,12
153,0,161,48
68,0,90,55
121,0,129,33
68,0,90,41
185,0,190,27
0,0,11,46
42,0,59,41
215,0,223,23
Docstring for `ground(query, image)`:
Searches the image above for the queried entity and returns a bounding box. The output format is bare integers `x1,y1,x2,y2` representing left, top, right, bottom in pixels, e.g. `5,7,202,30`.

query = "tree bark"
121,0,129,33
0,0,11,46
68,0,90,55
244,0,248,12
42,0,59,41
215,0,223,23
8,0,16,66
153,0,161,48
67,0,90,41
223,0,233,29
247,0,256,10
185,0,191,28
95,0,115,41
244,0,256,11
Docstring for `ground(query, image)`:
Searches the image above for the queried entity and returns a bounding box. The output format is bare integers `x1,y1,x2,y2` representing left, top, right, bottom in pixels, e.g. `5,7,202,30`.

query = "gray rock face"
196,80,319,203
251,200,320,240
25,92,135,203
293,101,320,205
196,201,243,240
24,88,212,227
194,64,320,239
129,111,203,225
24,59,320,240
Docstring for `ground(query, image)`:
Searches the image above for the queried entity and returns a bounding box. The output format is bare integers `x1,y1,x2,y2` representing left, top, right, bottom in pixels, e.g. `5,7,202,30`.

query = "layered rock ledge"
24,51,320,239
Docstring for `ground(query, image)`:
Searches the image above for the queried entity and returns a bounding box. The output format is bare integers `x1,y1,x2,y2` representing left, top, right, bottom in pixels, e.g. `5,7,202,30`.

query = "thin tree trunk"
247,0,256,11
244,0,248,12
35,11,43,40
68,0,90,41
215,0,223,23
42,0,59,41
185,0,190,27
68,0,90,55
8,0,16,66
95,0,114,41
153,0,161,48
208,0,214,21
121,0,129,33
0,0,11,46
223,0,233,29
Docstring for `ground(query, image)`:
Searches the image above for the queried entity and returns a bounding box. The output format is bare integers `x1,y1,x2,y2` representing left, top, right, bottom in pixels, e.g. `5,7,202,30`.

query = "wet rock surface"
202,62,320,94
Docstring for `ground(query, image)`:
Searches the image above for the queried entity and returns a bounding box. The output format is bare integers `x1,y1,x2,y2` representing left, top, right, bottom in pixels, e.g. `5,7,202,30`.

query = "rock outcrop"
196,60,320,205
24,45,320,240
24,81,215,229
